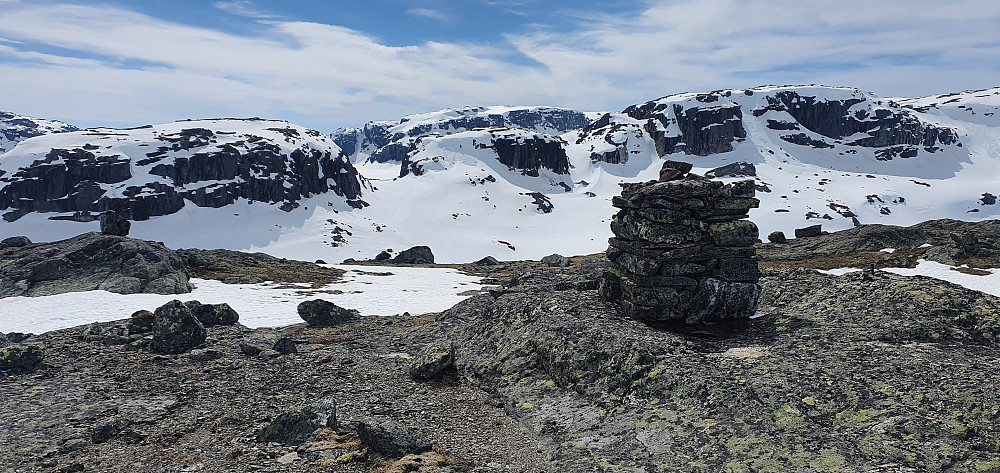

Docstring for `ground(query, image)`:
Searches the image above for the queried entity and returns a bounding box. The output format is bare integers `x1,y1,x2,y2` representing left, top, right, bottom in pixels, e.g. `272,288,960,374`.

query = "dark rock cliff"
761,91,958,150
0,123,364,222
624,100,747,157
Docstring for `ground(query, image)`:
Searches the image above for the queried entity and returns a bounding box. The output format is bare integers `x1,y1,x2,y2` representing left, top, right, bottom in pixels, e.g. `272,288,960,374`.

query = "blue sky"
0,0,997,131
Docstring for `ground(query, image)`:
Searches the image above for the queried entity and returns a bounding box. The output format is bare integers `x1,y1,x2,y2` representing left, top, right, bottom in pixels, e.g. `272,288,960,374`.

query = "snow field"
0,265,484,334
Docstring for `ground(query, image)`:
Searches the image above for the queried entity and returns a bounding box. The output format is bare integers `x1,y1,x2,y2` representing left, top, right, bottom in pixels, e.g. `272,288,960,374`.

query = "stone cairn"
600,160,762,328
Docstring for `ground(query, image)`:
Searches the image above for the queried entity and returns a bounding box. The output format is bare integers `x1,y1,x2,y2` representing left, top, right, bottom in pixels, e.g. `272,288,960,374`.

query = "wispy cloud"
405,8,452,21
213,1,276,19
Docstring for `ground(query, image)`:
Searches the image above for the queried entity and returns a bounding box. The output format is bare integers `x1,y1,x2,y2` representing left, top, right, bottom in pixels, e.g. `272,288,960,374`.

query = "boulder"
256,399,338,445
183,301,239,326
375,250,392,261
794,224,823,238
150,300,206,354
0,344,44,374
128,310,154,334
392,246,434,264
658,160,693,181
99,211,131,236
409,344,455,381
0,236,31,249
297,300,360,327
356,417,431,458
767,231,787,244
541,254,571,267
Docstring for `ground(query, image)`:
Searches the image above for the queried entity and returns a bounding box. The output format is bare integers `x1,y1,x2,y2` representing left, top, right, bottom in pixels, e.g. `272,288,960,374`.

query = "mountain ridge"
1,84,998,263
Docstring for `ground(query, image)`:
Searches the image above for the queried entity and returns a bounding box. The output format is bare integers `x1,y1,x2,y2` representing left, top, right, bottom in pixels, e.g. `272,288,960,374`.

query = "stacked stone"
601,161,762,325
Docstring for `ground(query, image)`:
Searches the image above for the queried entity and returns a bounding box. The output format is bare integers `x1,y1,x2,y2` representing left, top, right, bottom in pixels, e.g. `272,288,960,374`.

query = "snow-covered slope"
332,105,592,163
0,111,78,154
2,86,997,263
0,119,365,225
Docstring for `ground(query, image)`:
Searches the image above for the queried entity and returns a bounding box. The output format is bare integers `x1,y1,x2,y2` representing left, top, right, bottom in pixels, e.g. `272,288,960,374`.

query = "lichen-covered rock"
409,344,455,381
297,300,360,327
151,300,206,354
767,231,787,243
0,344,44,374
99,211,130,236
184,301,239,326
541,254,571,267
256,399,337,445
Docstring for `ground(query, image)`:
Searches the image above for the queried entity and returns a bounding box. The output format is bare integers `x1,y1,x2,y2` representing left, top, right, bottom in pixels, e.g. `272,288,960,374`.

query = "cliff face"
581,86,962,164
0,120,364,222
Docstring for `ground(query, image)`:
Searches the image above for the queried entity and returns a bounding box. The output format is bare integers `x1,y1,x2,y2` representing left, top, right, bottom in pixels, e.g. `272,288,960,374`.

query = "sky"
0,0,998,132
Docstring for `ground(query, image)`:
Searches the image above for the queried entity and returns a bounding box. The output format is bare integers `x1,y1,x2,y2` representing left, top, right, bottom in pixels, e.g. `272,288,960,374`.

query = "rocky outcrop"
490,136,570,176
392,246,435,264
0,120,365,222
0,232,193,298
601,163,761,327
625,100,747,156
764,90,958,149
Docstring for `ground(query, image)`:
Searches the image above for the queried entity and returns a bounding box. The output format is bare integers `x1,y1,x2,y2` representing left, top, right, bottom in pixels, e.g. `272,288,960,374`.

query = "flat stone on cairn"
601,161,762,328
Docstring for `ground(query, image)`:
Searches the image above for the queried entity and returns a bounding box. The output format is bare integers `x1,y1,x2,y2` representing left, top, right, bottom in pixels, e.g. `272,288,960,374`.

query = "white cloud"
0,0,996,131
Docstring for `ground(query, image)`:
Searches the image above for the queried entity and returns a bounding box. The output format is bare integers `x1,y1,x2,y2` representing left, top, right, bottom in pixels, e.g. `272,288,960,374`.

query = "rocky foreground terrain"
2,220,1000,472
